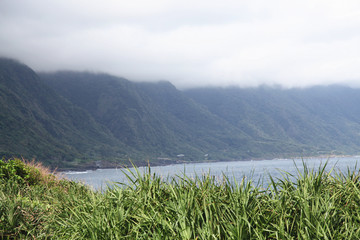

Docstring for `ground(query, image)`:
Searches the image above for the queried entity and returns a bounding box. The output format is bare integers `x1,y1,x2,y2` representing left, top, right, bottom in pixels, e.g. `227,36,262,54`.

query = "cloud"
1,0,360,88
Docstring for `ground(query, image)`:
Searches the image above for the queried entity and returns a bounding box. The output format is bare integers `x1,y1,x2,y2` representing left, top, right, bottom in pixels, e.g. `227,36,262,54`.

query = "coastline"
59,153,357,173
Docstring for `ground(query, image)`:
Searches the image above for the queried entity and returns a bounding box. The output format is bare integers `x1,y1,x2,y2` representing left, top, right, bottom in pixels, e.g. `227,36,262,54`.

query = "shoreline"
59,154,356,173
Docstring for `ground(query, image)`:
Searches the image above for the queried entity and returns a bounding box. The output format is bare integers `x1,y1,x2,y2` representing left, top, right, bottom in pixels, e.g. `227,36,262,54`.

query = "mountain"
0,58,135,169
184,86,360,155
40,72,275,161
2,57,360,170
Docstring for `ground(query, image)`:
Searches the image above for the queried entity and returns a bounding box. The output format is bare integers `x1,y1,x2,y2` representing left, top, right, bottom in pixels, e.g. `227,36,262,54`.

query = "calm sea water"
64,156,360,190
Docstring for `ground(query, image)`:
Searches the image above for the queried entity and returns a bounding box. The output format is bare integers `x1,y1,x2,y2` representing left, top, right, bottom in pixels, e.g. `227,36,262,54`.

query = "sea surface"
64,156,360,190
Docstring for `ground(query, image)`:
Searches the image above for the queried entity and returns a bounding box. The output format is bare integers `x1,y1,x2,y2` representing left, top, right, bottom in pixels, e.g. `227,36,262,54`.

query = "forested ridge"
1,58,360,169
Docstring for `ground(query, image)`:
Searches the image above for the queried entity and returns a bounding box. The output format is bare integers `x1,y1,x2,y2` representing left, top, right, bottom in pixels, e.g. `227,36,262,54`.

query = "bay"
64,156,360,190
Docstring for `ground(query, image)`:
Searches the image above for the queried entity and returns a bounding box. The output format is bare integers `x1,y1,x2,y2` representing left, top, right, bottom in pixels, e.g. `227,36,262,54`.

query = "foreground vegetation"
2,158,360,239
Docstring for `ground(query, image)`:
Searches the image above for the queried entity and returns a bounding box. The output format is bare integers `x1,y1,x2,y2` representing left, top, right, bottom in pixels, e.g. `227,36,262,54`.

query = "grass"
2,158,360,239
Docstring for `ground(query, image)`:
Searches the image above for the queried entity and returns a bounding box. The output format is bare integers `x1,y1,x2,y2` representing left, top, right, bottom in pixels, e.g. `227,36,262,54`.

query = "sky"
1,0,360,89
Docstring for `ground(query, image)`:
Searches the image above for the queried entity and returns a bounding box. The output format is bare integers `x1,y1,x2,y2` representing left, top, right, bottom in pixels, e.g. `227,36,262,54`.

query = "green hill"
0,58,135,169
184,86,360,155
40,72,272,161
2,58,360,169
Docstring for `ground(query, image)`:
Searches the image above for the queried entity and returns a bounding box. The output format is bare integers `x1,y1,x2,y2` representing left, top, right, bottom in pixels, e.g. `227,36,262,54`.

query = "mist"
1,0,360,89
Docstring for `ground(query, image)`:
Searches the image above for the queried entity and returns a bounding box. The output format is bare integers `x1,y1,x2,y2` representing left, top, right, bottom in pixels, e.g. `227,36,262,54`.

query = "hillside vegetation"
185,86,360,154
0,58,139,169
41,72,272,163
1,57,360,168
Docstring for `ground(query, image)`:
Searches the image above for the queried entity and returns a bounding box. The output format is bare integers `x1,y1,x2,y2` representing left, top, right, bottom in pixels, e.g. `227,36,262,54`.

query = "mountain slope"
3,58,360,170
0,58,132,168
41,72,276,160
184,86,360,155
41,71,360,161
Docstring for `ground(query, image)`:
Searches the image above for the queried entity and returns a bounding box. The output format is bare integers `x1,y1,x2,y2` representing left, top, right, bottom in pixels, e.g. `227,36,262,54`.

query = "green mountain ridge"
39,71,268,161
184,86,360,154
1,58,360,169
0,59,137,169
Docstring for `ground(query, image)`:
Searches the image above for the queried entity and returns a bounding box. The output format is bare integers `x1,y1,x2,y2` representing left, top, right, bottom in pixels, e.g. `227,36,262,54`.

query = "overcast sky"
1,0,360,89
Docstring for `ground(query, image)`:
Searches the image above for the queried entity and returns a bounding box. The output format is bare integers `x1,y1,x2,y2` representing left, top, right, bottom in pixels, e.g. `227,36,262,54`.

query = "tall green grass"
2,158,360,239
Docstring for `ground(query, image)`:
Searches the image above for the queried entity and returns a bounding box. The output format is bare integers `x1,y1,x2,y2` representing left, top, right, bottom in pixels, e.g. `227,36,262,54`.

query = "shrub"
0,158,57,186
0,158,66,239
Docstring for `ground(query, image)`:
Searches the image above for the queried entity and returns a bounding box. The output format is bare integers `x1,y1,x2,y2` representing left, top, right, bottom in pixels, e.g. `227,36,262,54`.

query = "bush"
0,158,66,239
0,158,56,186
